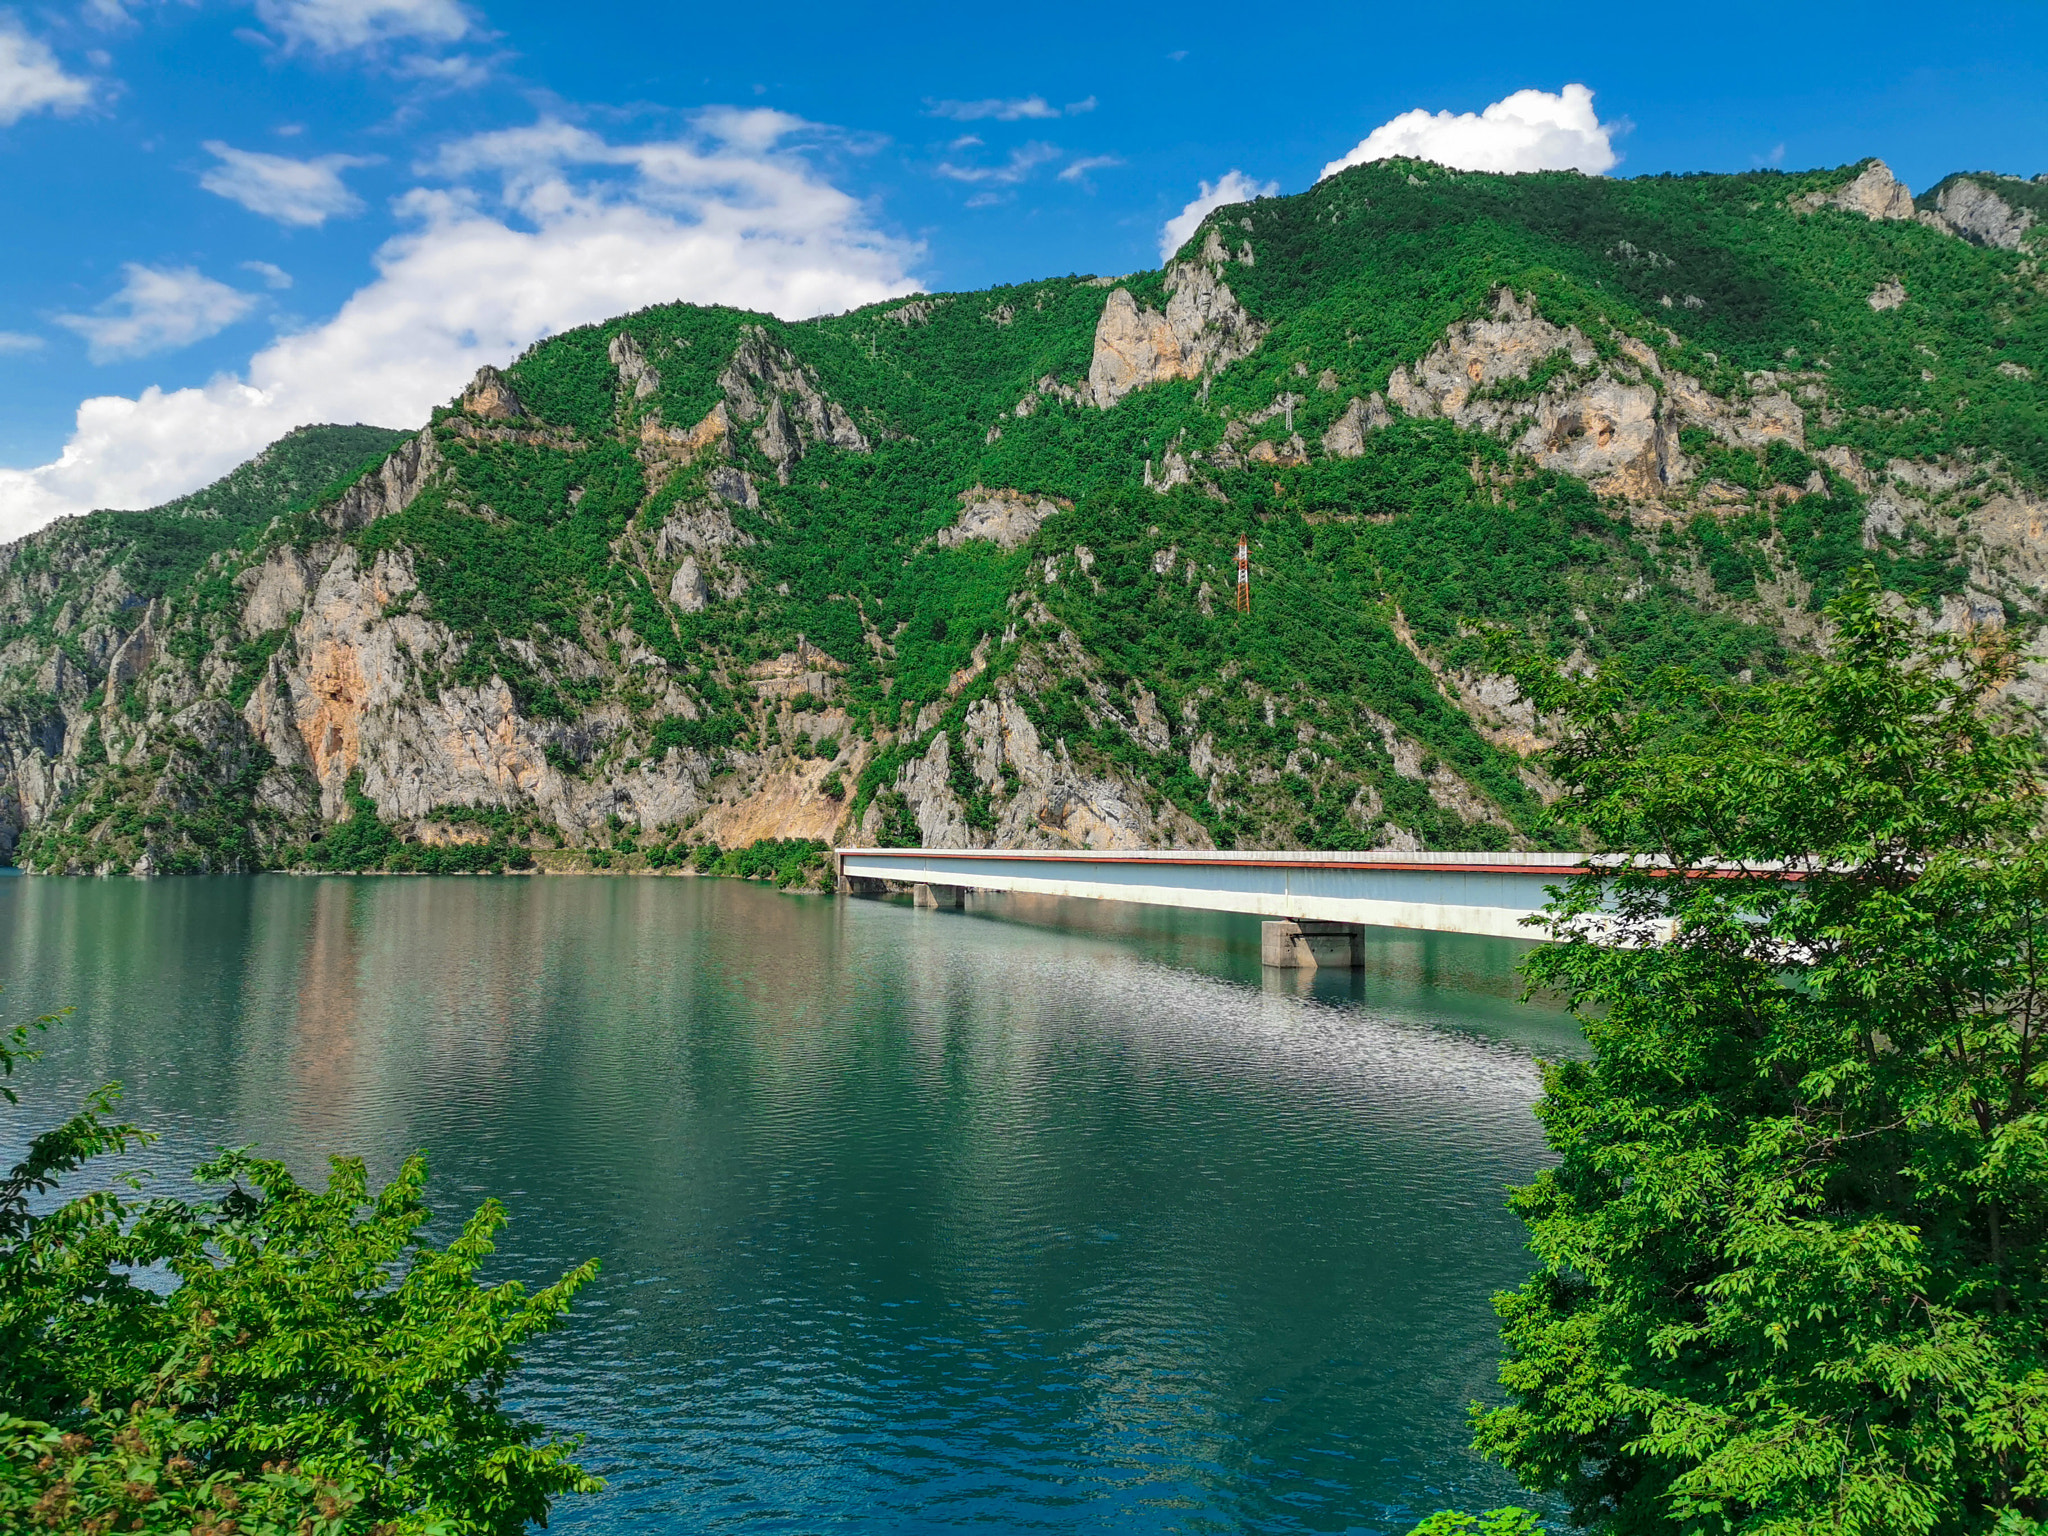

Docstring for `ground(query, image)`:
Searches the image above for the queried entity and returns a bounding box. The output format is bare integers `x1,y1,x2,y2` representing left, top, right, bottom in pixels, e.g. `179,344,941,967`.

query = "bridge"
833,847,1591,970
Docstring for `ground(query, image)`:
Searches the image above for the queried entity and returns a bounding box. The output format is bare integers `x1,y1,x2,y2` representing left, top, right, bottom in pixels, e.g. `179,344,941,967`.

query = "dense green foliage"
1407,1512,1551,1536
1224,160,2046,485
11,156,2044,869
0,1006,598,1533
1472,575,2048,1533
0,425,410,665
688,835,829,886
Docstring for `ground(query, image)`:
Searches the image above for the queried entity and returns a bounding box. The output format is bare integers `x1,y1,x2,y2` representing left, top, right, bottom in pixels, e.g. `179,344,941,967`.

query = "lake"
0,873,1580,1533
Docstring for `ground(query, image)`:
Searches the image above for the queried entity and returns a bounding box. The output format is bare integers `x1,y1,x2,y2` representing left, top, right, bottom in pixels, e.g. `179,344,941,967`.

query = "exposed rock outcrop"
655,501,752,560
321,431,442,532
1384,289,1811,501
1087,228,1267,407
1322,394,1391,458
235,547,319,637
1921,175,2039,251
938,487,1070,549
716,326,870,483
608,332,661,399
461,366,525,420
669,555,708,612
1385,290,1682,499
866,691,1214,852
1797,160,1915,221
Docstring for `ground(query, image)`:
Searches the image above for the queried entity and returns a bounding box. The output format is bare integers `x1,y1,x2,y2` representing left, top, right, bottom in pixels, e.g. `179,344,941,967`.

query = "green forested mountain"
2,156,2043,875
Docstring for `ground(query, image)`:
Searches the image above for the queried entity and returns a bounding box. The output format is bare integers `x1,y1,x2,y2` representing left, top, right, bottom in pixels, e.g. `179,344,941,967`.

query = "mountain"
2,155,2044,876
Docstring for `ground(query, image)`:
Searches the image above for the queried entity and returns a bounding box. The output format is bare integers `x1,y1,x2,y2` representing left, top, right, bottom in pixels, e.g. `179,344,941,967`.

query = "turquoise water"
0,874,1579,1533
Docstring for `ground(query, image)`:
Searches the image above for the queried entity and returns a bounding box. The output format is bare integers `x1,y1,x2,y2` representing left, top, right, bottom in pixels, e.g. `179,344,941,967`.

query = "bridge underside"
834,848,1581,960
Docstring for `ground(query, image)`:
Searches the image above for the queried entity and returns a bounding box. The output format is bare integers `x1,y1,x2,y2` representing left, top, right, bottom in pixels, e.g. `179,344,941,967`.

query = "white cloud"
1318,84,1618,182
241,260,294,289
200,140,378,227
391,50,489,88
0,331,44,353
928,95,1059,122
935,141,1060,185
1058,153,1123,183
0,17,91,125
0,112,920,531
1158,169,1276,261
254,0,469,52
54,265,259,363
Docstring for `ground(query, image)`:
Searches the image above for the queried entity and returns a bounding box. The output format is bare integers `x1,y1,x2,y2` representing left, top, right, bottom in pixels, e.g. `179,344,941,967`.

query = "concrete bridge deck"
834,847,1590,964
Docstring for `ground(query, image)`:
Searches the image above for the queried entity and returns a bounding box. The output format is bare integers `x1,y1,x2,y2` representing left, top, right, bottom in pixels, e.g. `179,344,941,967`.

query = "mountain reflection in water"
0,874,1579,1534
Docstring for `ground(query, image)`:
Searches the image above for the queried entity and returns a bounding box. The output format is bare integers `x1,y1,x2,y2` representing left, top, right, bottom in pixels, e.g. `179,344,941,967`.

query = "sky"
0,0,2044,535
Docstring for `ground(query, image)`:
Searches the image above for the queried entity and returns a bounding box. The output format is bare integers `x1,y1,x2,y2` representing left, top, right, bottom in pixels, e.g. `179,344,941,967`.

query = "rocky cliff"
3,154,2045,875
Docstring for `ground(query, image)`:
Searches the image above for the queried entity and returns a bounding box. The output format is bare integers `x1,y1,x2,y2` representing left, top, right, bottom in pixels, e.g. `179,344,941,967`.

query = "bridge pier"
913,882,966,909
1261,919,1365,971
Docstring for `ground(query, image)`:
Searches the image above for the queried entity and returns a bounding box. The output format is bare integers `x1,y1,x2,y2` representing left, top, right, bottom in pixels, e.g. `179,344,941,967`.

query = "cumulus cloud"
0,17,91,125
254,0,469,52
1158,169,1276,261
241,260,294,289
1318,84,1618,182
54,265,259,363
935,140,1060,185
200,141,379,227
0,111,920,532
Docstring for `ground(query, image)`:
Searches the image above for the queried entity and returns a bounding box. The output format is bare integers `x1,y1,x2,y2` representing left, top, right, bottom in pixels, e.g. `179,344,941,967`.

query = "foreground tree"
0,1010,599,1534
1470,574,2048,1534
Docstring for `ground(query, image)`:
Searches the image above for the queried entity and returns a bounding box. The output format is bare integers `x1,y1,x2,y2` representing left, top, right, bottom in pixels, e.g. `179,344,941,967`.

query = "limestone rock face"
707,465,758,509
867,691,1214,852
1924,176,2038,250
1088,289,1185,408
938,487,1069,550
321,431,442,532
1798,160,1915,221
1087,235,1267,407
635,401,731,464
104,600,160,700
716,326,870,483
1867,279,1907,311
669,555,708,613
236,547,318,637
240,546,715,837
608,332,661,399
1384,290,1683,499
1321,395,1391,458
655,501,752,560
1381,288,1810,500
461,366,526,420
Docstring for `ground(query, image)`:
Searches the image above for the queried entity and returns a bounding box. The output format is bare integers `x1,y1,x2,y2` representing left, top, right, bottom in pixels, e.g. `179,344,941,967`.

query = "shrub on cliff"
0,1007,599,1534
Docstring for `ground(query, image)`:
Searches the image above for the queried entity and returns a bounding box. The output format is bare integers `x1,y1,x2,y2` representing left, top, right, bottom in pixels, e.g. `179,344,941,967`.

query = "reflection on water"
0,874,1576,1534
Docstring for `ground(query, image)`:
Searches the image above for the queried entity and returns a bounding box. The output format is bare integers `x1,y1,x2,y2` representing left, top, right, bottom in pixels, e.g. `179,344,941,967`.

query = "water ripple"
0,875,1575,1534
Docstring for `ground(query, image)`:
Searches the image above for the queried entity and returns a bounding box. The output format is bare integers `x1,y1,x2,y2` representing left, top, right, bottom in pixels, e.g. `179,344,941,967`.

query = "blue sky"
1,0,2044,530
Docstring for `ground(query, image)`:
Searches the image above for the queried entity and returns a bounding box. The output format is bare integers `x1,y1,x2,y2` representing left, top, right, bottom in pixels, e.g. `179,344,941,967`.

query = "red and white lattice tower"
1235,534,1250,615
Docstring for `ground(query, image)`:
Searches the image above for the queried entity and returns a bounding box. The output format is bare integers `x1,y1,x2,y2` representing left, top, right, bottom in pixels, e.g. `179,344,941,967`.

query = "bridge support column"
836,874,887,896
1261,919,1365,970
913,882,965,909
